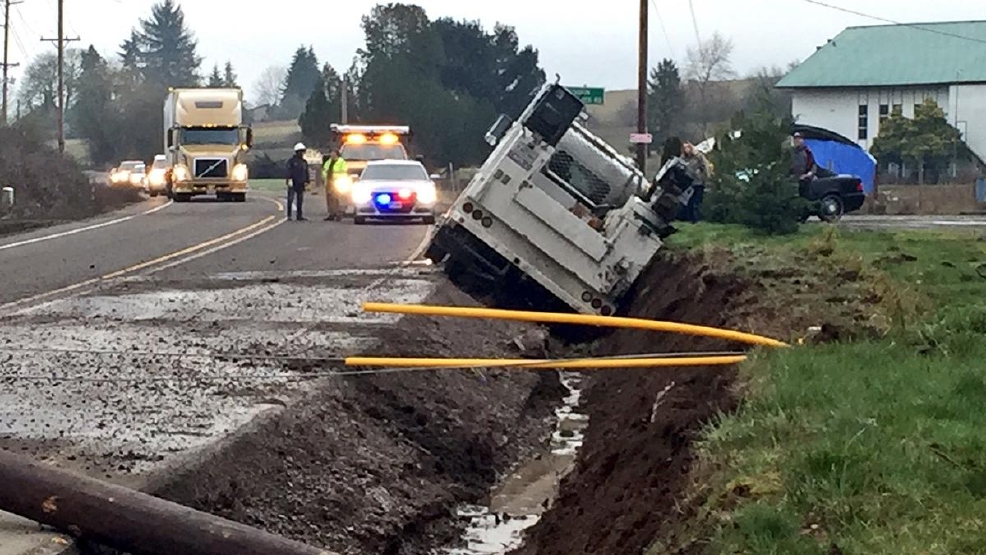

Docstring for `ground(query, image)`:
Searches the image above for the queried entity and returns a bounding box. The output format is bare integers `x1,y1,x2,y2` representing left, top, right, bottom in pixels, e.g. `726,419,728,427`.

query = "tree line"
10,1,545,170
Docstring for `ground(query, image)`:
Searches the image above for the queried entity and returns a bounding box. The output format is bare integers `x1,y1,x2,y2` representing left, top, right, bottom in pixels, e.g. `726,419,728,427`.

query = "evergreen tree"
298,75,333,147
647,59,684,151
71,46,119,165
279,46,320,119
208,64,223,87
137,0,201,87
223,61,237,88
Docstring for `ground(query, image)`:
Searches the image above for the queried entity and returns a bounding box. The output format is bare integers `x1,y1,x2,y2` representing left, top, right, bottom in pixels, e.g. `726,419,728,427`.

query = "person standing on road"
321,148,348,221
681,142,712,223
286,143,309,221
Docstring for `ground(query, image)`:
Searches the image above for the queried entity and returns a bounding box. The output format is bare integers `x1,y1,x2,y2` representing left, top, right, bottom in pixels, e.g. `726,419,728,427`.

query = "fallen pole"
0,450,336,555
363,302,789,348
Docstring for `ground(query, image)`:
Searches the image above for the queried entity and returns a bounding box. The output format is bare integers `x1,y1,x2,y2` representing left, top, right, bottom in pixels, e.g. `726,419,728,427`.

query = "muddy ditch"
148,282,569,555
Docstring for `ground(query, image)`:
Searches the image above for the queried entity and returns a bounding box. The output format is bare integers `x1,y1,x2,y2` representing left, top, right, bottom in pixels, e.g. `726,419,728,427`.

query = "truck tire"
233,193,246,203
174,193,191,203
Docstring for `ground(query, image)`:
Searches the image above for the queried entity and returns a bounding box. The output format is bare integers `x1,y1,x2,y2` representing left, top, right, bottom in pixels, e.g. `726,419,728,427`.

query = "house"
777,21,986,168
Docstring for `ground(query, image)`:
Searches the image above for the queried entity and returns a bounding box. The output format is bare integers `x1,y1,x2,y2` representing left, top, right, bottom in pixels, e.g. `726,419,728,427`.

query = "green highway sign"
568,86,605,105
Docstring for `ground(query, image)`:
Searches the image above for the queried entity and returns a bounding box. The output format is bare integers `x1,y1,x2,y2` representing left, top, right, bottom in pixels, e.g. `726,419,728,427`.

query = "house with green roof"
777,20,986,167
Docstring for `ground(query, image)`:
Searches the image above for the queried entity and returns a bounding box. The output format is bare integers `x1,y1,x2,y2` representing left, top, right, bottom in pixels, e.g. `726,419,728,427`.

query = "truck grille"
194,158,228,178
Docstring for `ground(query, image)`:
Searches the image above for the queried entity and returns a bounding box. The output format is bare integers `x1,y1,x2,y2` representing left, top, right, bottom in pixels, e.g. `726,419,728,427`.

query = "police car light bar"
331,124,411,136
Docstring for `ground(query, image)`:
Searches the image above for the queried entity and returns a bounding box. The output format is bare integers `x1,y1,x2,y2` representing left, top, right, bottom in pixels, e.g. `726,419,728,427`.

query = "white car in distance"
350,160,439,225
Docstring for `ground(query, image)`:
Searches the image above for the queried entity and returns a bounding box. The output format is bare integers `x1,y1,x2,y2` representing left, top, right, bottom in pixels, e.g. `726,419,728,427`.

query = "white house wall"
791,85,954,151
949,84,986,163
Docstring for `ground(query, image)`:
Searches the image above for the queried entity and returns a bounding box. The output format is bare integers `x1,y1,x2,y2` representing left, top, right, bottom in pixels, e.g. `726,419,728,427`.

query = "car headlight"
149,171,165,186
231,163,248,182
173,165,190,182
417,182,437,205
351,183,371,204
333,175,353,194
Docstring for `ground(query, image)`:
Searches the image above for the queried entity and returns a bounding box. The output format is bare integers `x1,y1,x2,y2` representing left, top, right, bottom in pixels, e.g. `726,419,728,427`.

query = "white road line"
0,200,173,252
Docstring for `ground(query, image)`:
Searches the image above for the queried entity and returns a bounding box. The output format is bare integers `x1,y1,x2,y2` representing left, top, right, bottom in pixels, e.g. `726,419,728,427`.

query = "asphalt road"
0,189,432,555
840,214,986,230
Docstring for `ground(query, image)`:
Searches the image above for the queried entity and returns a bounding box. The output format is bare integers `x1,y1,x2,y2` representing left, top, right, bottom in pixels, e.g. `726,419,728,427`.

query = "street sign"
629,133,653,144
568,86,605,105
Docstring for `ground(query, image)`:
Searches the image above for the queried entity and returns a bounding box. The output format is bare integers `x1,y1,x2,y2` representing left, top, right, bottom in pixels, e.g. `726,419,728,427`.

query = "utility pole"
41,0,78,152
636,0,649,174
340,74,349,124
1,0,23,126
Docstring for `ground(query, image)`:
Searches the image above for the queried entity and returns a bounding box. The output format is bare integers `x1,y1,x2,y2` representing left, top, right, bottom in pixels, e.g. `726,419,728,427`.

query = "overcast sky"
5,0,984,104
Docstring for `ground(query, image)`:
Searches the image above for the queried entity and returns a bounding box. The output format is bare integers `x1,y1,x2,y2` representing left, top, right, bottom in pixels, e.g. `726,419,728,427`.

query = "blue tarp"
793,124,877,194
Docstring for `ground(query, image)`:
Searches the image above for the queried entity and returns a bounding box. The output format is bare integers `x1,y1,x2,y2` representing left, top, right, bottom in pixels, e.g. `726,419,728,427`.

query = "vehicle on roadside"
424,83,685,317
351,160,438,225
163,87,253,203
737,165,866,222
329,124,412,216
145,155,169,197
801,167,866,222
109,160,146,189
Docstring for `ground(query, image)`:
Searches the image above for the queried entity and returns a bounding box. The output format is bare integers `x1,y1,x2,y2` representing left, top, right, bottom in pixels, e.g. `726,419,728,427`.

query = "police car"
351,160,438,225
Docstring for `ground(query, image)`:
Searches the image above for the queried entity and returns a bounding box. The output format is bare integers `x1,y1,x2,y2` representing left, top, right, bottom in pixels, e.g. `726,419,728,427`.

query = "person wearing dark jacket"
285,142,310,221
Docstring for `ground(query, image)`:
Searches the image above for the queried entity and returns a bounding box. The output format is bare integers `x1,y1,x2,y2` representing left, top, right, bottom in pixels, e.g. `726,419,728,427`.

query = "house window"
879,104,889,121
858,104,868,140
892,104,903,116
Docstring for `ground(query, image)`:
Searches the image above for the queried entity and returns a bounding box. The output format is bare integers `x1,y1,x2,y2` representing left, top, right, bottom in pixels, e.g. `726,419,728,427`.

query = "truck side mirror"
167,129,175,149
245,128,254,148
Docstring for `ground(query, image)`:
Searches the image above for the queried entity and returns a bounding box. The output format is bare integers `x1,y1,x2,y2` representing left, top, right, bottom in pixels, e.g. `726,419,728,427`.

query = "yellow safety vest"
322,158,348,180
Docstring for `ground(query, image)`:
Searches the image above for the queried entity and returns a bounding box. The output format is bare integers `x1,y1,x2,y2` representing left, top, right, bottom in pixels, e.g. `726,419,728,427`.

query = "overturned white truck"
425,83,693,316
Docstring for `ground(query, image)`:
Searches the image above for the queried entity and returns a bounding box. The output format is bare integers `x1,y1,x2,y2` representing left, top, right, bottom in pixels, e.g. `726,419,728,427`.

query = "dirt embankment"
152,284,565,555
511,253,782,555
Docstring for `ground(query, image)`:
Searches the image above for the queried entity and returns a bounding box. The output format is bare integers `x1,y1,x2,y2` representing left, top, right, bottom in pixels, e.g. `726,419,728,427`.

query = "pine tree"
298,75,333,147
647,59,683,152
208,65,223,87
223,61,237,88
72,46,119,165
137,0,202,87
279,46,320,119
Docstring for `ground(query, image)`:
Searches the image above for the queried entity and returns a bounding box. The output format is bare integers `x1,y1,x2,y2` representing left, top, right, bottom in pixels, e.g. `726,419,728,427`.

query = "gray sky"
5,0,984,105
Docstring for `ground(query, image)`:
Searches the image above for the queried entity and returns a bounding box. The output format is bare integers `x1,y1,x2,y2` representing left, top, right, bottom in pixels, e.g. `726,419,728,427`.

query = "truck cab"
164,88,253,203
425,84,688,317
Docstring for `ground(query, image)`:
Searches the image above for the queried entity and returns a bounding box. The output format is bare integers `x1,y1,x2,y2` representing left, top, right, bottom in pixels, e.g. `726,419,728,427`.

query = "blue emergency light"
375,193,392,206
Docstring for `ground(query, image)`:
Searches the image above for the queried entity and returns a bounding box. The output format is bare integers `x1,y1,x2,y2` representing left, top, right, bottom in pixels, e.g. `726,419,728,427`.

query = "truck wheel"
233,193,246,203
818,194,844,223
149,191,159,198
174,193,191,203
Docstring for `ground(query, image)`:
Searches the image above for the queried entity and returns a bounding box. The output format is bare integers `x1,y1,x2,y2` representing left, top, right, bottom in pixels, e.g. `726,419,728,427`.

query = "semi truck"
424,83,693,317
163,88,253,202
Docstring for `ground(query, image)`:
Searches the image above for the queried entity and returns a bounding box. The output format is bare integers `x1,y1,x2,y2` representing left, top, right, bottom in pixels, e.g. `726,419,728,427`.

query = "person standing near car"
681,142,712,223
321,148,348,221
791,132,818,196
286,142,309,221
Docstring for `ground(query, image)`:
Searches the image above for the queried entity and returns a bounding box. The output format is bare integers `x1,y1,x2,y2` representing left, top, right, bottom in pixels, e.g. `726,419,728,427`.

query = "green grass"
249,178,290,193
657,223,986,555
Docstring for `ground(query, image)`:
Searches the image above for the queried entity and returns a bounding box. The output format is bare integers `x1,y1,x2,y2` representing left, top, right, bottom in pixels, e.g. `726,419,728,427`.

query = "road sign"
568,86,605,105
630,133,653,144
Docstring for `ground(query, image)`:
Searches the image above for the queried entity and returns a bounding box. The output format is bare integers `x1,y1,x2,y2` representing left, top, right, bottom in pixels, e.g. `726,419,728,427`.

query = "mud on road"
0,264,563,554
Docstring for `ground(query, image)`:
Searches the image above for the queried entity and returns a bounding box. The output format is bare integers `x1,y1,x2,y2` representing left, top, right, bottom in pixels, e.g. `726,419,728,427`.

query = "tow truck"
327,124,412,216
424,83,691,316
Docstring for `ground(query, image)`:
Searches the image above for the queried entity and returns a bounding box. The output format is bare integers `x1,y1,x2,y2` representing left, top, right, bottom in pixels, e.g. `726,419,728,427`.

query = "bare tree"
253,65,286,107
685,32,736,136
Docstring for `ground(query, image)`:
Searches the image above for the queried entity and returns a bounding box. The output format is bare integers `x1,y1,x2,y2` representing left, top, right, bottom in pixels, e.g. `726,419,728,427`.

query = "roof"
777,20,986,88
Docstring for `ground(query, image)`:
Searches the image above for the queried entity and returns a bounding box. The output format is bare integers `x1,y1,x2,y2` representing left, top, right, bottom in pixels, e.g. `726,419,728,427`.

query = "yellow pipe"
345,355,748,370
362,302,788,348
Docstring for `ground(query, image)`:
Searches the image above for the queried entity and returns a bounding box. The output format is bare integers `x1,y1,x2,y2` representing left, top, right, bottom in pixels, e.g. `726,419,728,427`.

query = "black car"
800,167,866,222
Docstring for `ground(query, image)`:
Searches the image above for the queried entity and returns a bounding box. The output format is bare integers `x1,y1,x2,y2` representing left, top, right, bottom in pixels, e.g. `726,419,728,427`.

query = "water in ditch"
439,371,588,554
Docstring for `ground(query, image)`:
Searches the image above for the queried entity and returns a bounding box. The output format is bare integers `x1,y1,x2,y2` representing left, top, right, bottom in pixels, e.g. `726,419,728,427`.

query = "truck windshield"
180,128,240,145
120,162,145,173
340,144,407,161
361,164,428,181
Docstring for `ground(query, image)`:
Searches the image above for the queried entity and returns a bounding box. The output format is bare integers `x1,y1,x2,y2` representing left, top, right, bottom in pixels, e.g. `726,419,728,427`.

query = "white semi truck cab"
425,83,693,316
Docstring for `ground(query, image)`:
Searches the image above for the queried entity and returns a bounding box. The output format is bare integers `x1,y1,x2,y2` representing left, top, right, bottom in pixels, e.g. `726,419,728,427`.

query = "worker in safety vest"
321,148,349,221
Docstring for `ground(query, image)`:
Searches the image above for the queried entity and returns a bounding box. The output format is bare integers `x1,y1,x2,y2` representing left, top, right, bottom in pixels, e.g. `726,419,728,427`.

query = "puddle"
439,371,588,554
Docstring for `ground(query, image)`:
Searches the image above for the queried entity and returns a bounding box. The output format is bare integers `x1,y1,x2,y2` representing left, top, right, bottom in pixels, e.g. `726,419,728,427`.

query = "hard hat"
294,142,306,151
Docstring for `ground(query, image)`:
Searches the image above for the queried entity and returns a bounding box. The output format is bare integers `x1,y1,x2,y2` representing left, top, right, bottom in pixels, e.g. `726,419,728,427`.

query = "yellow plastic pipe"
362,302,788,348
345,355,747,370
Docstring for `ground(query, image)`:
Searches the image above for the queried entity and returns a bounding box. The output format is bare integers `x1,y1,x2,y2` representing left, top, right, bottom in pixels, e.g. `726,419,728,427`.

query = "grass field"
654,225,986,554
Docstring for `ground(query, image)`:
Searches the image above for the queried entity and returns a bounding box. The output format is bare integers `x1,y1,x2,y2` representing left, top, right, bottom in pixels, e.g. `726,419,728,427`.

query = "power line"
802,0,986,46
687,0,701,44
649,0,676,59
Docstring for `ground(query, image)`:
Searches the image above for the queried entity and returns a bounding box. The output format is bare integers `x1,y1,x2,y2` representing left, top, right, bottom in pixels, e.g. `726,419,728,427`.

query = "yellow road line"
0,215,279,313
101,216,275,279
